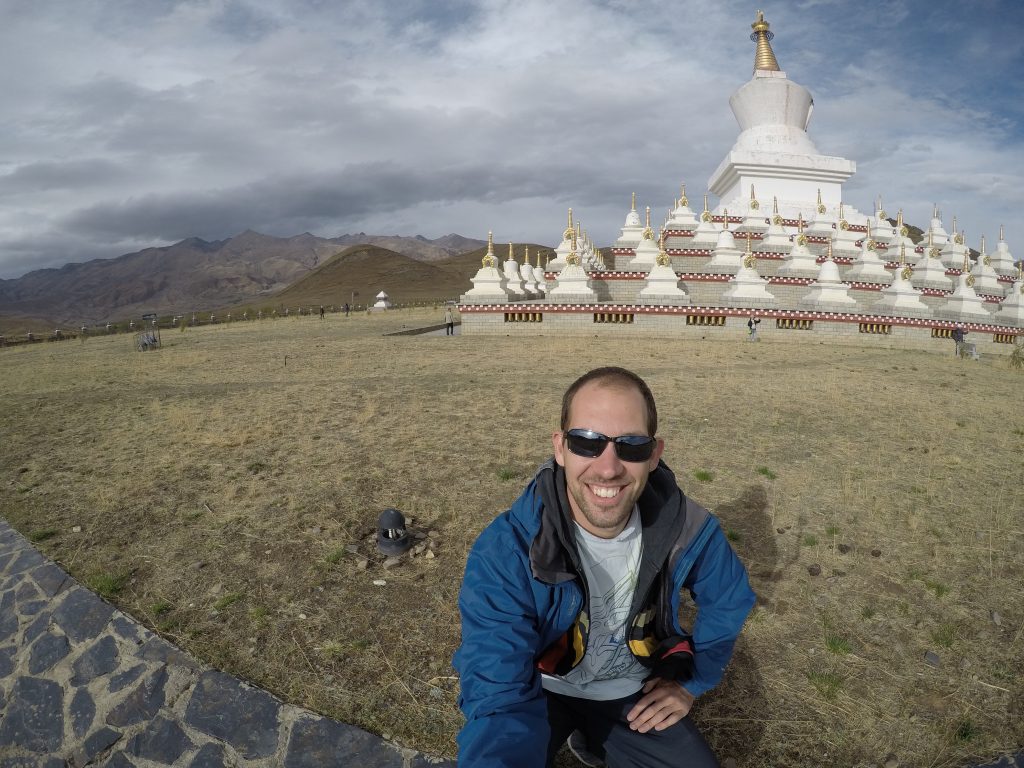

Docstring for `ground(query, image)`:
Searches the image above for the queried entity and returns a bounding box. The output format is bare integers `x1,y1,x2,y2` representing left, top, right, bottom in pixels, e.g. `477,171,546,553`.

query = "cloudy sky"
1,0,1022,279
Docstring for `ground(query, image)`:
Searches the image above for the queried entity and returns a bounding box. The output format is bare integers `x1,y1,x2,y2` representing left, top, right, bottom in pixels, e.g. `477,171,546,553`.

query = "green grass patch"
807,670,843,701
923,578,949,598
213,592,244,610
249,605,269,622
693,470,714,482
931,623,956,648
825,525,839,536
802,534,818,546
496,467,518,482
954,719,978,743
725,528,741,543
151,600,173,616
861,605,876,620
324,547,347,566
28,528,58,543
756,466,777,480
825,634,852,655
87,571,131,599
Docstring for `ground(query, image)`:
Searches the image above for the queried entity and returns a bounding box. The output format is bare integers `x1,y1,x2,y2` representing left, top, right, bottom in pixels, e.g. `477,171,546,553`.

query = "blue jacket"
454,459,756,767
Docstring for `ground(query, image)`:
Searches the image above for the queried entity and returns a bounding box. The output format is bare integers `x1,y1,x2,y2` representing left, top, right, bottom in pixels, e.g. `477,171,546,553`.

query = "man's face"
552,381,664,539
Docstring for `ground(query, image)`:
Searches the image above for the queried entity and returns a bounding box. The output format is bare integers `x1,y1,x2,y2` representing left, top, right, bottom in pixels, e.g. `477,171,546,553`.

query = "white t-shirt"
541,506,648,700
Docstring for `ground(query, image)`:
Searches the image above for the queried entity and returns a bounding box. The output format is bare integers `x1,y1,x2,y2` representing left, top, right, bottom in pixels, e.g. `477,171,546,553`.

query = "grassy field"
1,308,1021,767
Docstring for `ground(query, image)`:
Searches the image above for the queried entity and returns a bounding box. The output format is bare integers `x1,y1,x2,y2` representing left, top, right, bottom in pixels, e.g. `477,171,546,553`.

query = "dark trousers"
446,322,454,335
546,689,719,768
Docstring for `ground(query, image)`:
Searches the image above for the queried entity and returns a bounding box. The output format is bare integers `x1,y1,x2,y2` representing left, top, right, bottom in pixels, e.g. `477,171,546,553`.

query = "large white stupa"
459,11,1023,356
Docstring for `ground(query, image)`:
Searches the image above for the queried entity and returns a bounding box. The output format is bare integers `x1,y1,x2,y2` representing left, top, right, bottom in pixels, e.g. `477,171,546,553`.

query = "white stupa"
831,204,863,258
910,230,953,292
936,254,992,321
993,266,1024,327
721,234,776,306
868,200,895,249
704,210,744,272
689,194,721,249
758,197,792,251
970,236,1007,297
638,233,690,305
549,209,576,271
502,242,526,298
844,232,893,285
628,207,660,271
800,240,858,310
460,232,510,304
518,245,538,297
614,194,644,249
939,217,968,269
666,184,699,231
372,290,393,310
533,249,548,296
775,217,819,278
547,231,597,302
890,210,919,262
708,11,859,224
922,205,949,247
735,184,769,233
990,225,1017,277
805,189,838,238
871,247,930,316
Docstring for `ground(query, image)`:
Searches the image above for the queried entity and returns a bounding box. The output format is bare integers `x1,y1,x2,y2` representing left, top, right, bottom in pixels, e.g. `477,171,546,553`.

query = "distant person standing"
344,303,350,317
319,305,325,320
445,306,455,336
747,315,760,342
952,325,965,357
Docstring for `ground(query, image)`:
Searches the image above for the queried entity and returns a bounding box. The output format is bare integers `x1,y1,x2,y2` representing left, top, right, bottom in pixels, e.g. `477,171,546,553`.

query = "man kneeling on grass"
454,366,756,768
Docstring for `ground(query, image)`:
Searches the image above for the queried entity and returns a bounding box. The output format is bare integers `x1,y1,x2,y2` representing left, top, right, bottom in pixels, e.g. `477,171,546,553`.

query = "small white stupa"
844,232,893,285
922,204,949,247
628,206,660,271
990,225,1017,277
638,232,690,305
372,291,393,310
800,240,858,310
937,253,992,321
547,231,597,302
868,199,895,249
831,204,862,258
759,197,792,251
503,242,526,298
613,194,644,250
735,185,769,234
776,216,819,278
721,234,776,307
910,230,953,292
970,236,1007,297
890,210,919,261
939,217,968,269
665,184,699,231
689,194,721,249
704,210,744,272
805,189,837,238
871,246,930,316
460,231,510,303
533,249,547,296
993,265,1024,327
549,209,576,271
519,245,538,297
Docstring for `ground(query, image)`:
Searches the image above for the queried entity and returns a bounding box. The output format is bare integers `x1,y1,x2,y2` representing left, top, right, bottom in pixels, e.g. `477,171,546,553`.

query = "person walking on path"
444,306,455,336
455,366,755,768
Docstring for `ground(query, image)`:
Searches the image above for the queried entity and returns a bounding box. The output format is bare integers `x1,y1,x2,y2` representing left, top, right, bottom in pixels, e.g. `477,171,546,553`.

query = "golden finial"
1017,261,1023,280
743,232,756,268
897,209,908,237
899,243,907,265
679,183,688,207
749,184,759,210
927,230,940,259
981,235,991,265
642,206,654,240
524,245,529,266
899,244,913,280
508,241,516,264
563,208,574,240
536,248,543,269
816,188,825,214
954,219,964,245
656,230,671,267
482,231,495,268
701,193,711,222
722,208,730,231
827,238,833,261
772,196,782,225
962,250,971,273
838,201,849,230
631,192,637,211
796,213,807,245
567,229,579,266
750,10,781,72
876,195,887,221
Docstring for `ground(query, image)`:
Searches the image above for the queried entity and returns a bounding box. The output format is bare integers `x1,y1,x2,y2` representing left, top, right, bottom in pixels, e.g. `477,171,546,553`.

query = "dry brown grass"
1,307,1022,767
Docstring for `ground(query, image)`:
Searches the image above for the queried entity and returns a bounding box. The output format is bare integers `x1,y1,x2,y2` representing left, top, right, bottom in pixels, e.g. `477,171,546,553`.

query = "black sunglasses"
563,429,657,462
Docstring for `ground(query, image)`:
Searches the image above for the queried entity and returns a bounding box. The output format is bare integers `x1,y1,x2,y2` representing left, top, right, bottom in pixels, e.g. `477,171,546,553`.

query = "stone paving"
0,519,455,767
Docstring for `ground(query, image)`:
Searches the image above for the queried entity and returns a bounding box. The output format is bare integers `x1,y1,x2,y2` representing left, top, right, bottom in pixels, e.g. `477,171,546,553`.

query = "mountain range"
0,232,488,332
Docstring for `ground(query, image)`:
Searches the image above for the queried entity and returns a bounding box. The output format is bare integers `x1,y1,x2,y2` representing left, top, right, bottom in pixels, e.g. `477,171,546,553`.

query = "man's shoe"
567,730,604,767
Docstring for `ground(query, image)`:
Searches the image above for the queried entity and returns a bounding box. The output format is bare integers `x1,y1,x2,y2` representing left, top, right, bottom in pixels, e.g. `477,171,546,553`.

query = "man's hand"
626,678,695,733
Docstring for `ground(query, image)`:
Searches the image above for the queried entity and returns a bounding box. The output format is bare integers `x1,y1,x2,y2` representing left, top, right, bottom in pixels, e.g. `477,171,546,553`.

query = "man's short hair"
560,366,658,436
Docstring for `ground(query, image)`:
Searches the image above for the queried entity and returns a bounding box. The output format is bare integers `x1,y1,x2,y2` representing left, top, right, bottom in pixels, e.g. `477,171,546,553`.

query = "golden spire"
750,184,759,210
482,231,495,268
701,193,711,222
899,243,907,264
1000,224,1005,242
743,232,755,268
508,241,516,264
897,209,908,236
563,208,574,240
816,188,825,214
631,192,637,211
656,230,670,267
679,183,688,207
772,196,782,225
722,208,730,231
927,230,939,258
981,235,991,265
642,206,654,240
963,250,971,273
567,229,579,266
524,245,529,267
838,202,849,230
750,10,780,72
877,195,886,221
536,248,542,269
827,237,833,261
